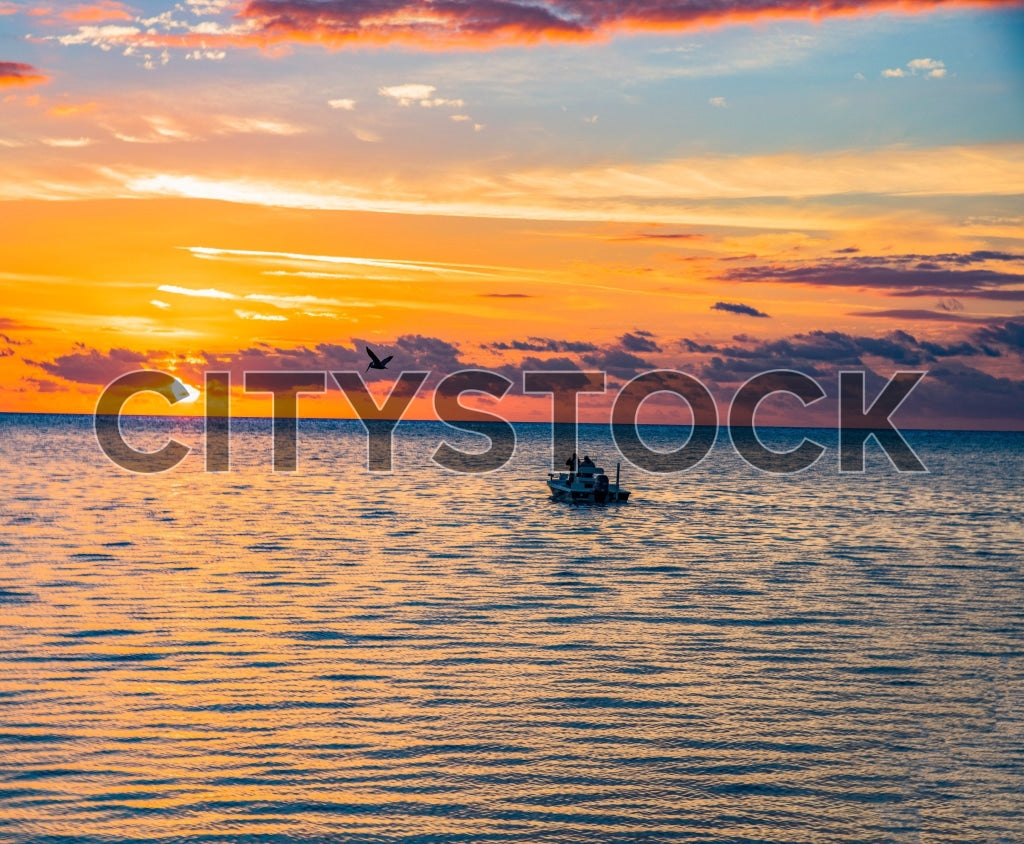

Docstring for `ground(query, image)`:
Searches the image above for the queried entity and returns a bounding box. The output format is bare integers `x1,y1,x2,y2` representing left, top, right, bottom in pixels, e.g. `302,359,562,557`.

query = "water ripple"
0,418,1021,842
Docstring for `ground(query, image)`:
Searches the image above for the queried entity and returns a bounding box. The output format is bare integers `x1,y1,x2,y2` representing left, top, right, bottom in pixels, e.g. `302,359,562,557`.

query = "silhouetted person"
566,452,577,471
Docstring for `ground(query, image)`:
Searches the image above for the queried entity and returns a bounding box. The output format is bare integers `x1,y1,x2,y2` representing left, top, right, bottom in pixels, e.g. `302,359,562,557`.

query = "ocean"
1,413,1021,842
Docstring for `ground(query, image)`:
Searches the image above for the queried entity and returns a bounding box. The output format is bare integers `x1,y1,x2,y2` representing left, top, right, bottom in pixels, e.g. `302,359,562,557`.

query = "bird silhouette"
365,346,393,372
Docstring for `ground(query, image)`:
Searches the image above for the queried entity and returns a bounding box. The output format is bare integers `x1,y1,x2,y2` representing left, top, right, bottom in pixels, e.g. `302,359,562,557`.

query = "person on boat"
566,452,577,471
581,455,595,468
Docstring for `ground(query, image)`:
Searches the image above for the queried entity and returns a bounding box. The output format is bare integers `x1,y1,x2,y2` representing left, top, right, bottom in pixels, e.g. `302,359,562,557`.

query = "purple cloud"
722,251,1024,300
0,61,48,87
711,301,770,318
236,0,1021,50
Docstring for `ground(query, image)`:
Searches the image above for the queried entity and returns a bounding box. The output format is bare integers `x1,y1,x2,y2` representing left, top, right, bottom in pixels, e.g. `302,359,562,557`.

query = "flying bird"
365,346,393,371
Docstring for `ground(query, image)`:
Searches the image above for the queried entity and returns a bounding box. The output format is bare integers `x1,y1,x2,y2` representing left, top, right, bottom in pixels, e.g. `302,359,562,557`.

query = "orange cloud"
237,0,1022,51
0,61,49,87
48,101,100,117
25,1,135,23
63,1,135,22
43,0,1020,55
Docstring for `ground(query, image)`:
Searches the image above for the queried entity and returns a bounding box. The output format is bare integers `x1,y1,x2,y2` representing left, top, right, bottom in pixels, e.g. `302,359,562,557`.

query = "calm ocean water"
1,413,1021,843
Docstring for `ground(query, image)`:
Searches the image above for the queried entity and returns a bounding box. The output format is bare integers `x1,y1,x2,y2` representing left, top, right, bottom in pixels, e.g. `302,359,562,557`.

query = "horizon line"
2,410,1021,435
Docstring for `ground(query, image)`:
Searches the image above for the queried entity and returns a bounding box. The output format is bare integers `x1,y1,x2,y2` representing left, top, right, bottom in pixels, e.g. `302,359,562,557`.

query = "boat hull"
547,481,630,504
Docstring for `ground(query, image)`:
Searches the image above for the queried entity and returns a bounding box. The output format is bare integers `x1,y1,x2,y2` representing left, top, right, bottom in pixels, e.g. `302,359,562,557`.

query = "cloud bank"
35,0,1022,56
238,0,1020,50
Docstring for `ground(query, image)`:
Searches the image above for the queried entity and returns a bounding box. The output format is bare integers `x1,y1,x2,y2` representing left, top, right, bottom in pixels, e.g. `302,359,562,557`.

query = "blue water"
0,414,1022,842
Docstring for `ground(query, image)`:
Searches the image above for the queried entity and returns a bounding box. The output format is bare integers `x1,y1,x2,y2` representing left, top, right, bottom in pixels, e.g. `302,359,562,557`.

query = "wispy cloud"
155,279,379,313
478,293,533,298
846,309,1000,323
108,116,196,145
108,112,303,144
48,101,100,117
45,2,135,24
137,116,194,141
183,246,504,277
352,127,381,143
327,97,356,110
244,293,345,309
216,116,307,135
235,309,287,321
98,142,1024,229
41,137,94,147
495,144,1024,206
157,283,235,300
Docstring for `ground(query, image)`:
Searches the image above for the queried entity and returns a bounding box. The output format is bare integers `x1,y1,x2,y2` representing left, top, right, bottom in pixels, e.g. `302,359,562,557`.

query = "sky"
1,0,1023,429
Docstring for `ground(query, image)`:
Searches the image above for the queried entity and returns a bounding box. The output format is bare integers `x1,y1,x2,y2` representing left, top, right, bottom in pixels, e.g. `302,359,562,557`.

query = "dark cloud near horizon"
676,323,1024,385
486,337,599,353
22,377,63,394
712,301,770,318
972,320,1024,355
846,309,996,324
723,250,1024,300
581,347,654,378
26,335,468,390
27,330,658,396
515,355,581,373
619,331,662,353
27,346,152,385
21,320,1024,428
202,334,466,374
486,333,658,381
677,322,1024,428
911,363,1024,424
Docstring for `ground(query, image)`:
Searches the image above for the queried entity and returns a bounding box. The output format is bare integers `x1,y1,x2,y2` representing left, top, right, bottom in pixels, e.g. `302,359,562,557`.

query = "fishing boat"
547,455,630,504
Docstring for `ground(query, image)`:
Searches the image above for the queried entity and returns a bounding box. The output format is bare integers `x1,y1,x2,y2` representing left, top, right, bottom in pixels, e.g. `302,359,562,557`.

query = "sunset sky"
1,0,1022,428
